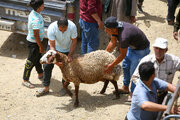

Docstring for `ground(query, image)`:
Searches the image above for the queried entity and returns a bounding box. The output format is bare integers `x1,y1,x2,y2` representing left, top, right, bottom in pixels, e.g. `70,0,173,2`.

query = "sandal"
22,81,35,88
36,88,49,97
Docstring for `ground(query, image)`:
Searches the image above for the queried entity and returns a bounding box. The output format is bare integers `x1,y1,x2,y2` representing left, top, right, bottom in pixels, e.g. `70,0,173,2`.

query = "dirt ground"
1,0,180,120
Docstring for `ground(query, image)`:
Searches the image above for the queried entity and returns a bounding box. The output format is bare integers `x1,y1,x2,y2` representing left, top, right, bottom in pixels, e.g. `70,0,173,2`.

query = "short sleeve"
32,19,41,30
70,23,77,39
134,89,149,107
47,24,56,40
154,78,168,91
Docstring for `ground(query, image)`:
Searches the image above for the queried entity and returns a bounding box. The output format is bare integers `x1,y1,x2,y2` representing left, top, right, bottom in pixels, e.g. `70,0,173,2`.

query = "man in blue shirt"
127,61,179,120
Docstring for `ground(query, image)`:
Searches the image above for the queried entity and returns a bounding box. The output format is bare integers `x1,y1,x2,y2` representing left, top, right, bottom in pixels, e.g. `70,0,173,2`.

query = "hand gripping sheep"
40,50,121,107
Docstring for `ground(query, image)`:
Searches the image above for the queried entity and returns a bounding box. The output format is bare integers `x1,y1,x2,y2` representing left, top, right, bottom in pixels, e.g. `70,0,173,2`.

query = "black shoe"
137,4,143,13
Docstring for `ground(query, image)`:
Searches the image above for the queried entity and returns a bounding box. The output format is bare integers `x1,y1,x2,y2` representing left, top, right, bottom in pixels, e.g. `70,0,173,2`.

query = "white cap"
152,38,168,49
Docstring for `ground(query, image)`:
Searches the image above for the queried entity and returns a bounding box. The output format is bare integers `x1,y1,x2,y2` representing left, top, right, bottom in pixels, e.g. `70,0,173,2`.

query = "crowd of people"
22,0,180,120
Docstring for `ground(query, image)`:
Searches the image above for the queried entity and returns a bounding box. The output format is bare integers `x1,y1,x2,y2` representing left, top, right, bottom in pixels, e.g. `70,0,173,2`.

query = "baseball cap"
152,38,168,49
104,16,118,28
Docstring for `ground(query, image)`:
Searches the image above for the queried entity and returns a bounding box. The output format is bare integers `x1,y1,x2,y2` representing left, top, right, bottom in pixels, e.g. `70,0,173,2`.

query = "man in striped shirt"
131,37,180,103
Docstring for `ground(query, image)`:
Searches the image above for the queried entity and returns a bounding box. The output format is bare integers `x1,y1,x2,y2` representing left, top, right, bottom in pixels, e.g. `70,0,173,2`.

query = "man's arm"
105,36,117,52
105,47,128,73
33,29,44,53
68,37,77,62
141,101,167,112
165,83,176,93
91,13,103,29
130,0,137,24
49,40,56,51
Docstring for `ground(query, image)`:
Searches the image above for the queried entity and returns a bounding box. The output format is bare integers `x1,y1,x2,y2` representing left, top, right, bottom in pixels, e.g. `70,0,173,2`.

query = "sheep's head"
40,50,57,64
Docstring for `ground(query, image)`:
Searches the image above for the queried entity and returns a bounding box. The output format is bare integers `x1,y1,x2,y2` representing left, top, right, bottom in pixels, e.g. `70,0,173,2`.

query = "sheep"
40,50,121,107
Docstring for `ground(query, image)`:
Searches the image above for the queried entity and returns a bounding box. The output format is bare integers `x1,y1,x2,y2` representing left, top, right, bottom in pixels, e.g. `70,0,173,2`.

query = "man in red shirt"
79,0,103,54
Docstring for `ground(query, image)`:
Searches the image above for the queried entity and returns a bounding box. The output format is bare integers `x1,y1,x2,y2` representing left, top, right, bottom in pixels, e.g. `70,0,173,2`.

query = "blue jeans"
122,47,150,92
79,18,100,54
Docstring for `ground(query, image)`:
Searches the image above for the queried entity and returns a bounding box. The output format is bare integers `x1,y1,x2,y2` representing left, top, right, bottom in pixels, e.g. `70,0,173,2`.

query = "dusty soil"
0,0,180,120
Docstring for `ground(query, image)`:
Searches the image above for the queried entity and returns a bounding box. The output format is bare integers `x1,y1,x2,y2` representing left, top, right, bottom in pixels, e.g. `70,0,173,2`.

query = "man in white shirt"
36,17,77,97
131,37,180,103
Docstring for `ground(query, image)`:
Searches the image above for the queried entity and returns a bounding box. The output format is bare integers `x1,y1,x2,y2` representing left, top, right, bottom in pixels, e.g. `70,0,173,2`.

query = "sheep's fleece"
41,50,122,86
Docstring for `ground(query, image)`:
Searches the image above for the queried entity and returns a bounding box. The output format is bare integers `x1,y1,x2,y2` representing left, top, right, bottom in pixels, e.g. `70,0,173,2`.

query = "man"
22,0,45,88
104,16,150,99
36,17,77,97
132,38,180,103
79,0,103,54
126,61,179,120
111,0,137,24
173,9,180,40
167,0,180,25
137,0,144,13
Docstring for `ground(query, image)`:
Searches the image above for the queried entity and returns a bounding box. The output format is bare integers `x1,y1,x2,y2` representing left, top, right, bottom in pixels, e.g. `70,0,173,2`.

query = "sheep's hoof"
67,91,73,97
113,94,120,100
74,101,79,107
100,90,105,94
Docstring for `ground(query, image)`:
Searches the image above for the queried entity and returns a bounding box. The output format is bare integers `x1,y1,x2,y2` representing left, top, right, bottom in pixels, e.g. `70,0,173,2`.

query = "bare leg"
110,81,120,99
100,80,109,94
74,85,79,107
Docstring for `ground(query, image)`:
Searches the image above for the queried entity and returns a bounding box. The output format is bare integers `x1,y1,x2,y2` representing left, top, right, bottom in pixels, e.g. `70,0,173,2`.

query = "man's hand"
39,46,45,53
98,20,103,30
173,32,178,40
130,16,136,24
171,105,180,114
67,56,73,62
104,63,114,74
55,62,64,67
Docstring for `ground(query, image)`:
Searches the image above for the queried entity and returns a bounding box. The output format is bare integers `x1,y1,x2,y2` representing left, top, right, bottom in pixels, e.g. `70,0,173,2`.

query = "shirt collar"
33,10,40,16
152,54,167,63
139,79,152,92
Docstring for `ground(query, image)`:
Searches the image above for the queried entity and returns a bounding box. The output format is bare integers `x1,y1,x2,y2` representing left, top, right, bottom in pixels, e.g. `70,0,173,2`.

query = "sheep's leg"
110,81,120,99
74,85,79,107
63,82,73,97
100,80,109,94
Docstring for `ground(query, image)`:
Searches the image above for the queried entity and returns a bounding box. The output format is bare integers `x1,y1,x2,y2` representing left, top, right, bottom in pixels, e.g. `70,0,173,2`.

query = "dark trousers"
43,46,68,87
23,41,43,80
167,0,180,21
138,0,144,4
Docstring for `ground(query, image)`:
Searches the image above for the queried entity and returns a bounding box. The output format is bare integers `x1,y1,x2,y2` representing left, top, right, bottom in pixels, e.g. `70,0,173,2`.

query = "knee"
25,60,33,70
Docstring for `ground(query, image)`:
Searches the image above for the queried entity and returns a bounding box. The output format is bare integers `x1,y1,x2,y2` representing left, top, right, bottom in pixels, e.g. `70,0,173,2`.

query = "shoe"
60,88,67,96
22,81,35,88
36,88,49,97
137,4,143,13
